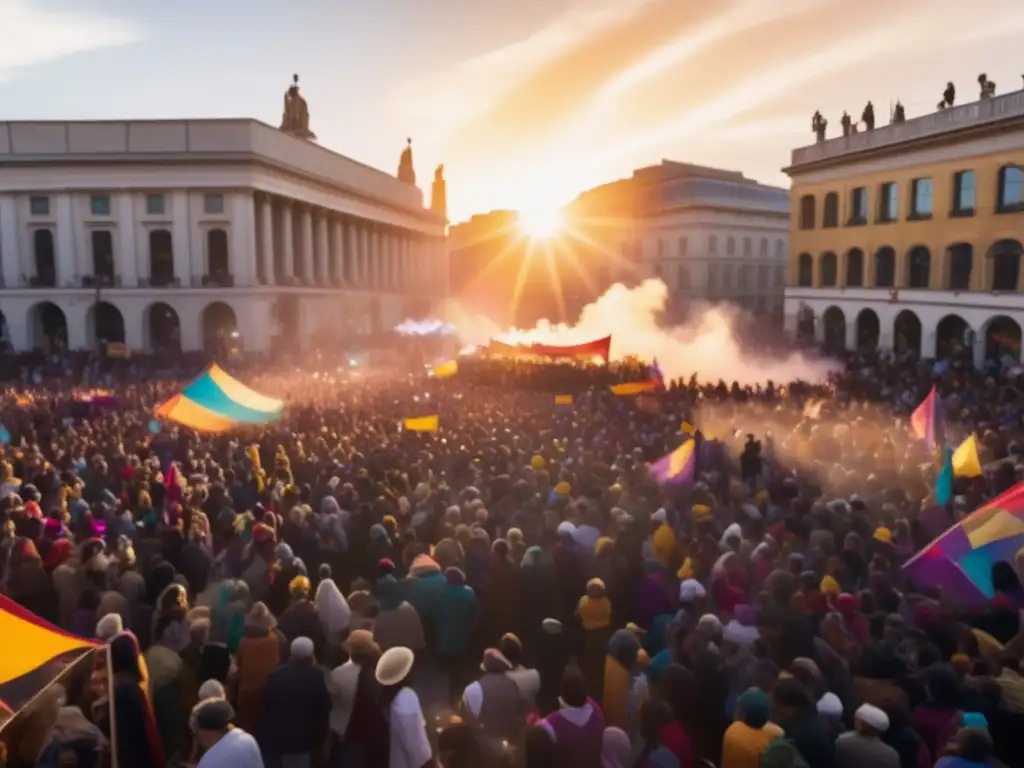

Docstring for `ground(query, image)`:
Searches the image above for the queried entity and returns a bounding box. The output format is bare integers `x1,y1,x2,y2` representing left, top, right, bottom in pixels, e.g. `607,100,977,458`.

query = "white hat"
817,692,843,717
698,614,722,634
556,521,576,536
651,508,667,524
855,703,889,732
542,618,563,634
376,647,416,686
290,636,314,659
679,579,707,603
95,613,123,640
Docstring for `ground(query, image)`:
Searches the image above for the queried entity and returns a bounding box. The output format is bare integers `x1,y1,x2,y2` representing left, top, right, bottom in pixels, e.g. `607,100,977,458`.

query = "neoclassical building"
0,77,449,354
784,82,1024,366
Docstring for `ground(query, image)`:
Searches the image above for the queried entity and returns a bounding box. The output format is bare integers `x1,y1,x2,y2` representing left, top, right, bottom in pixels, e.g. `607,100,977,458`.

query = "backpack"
761,736,810,768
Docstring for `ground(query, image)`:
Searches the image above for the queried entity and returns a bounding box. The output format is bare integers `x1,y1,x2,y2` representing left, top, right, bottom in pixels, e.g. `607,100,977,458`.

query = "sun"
518,206,564,240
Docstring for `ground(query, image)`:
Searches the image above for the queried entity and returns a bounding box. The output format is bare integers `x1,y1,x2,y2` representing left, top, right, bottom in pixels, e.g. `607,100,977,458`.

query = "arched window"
820,252,837,286
947,244,973,291
990,239,1022,291
822,192,839,228
907,246,931,288
797,253,813,286
998,165,1024,211
149,229,174,287
799,195,815,230
207,229,229,277
33,229,56,287
845,248,864,287
874,247,895,288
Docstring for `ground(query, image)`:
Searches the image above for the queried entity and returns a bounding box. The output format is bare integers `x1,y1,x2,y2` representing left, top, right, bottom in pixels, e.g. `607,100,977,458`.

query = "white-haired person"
834,704,899,768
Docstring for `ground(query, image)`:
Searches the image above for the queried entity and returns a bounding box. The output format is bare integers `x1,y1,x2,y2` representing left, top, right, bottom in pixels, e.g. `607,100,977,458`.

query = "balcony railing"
191,273,235,288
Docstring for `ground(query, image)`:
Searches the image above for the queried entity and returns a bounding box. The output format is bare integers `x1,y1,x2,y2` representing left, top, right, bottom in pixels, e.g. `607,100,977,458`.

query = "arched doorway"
33,229,56,287
796,305,815,342
989,239,1022,291
906,246,931,288
985,315,1022,361
874,247,895,287
822,306,846,349
946,243,973,291
207,229,229,278
30,302,67,352
201,301,238,354
797,253,813,286
147,302,181,352
819,252,838,287
936,314,970,360
856,309,879,350
149,229,175,287
894,309,922,356
845,248,864,287
90,301,126,348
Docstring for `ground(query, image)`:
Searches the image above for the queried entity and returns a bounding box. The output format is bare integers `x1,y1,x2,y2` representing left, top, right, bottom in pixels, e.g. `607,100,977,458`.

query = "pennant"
431,360,459,379
403,415,439,432
935,443,954,506
611,381,659,396
554,395,574,406
650,439,696,485
910,385,939,451
952,434,982,478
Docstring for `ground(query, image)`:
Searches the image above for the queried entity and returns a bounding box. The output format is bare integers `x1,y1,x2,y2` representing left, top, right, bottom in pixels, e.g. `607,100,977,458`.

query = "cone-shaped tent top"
153,364,283,432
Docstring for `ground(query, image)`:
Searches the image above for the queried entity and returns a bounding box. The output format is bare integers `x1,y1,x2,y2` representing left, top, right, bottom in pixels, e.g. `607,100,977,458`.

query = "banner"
486,335,611,363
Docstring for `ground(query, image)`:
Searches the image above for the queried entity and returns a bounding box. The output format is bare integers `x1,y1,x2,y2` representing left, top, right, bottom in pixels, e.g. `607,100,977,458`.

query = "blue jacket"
434,583,478,657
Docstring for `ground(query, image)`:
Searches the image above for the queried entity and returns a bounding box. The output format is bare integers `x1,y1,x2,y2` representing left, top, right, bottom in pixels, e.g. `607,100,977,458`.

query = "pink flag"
910,386,937,450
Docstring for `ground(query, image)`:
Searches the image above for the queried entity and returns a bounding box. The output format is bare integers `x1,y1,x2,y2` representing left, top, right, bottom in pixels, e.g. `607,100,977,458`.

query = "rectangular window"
727,237,736,256
146,194,166,216
708,235,717,254
203,193,225,215
953,171,976,215
29,196,50,216
759,238,768,257
758,265,770,287
722,264,733,287
743,237,752,256
90,195,111,217
878,182,898,222
849,187,868,224
677,266,690,290
1000,166,1024,210
678,237,688,257
657,238,664,257
707,266,717,289
911,178,933,217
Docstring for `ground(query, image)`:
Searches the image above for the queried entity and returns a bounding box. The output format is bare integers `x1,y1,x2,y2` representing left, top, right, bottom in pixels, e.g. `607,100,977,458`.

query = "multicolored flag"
953,434,983,478
910,385,940,451
650,439,696,485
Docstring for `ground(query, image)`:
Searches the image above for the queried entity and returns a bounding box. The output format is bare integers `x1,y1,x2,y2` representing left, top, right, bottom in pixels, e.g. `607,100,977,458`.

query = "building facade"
783,85,1024,366
0,83,449,354
621,162,789,320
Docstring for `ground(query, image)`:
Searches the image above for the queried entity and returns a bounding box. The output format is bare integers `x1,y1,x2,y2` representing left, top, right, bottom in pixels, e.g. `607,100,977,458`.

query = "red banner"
486,335,611,363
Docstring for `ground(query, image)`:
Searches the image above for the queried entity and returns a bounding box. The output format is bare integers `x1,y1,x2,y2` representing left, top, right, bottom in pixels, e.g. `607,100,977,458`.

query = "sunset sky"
2,0,1024,222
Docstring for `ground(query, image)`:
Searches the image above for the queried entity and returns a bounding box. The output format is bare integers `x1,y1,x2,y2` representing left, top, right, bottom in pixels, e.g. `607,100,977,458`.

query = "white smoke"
449,278,838,385
394,318,456,336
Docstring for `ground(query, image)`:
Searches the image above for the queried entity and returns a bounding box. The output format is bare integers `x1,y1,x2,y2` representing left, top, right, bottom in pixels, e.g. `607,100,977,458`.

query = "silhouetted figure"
862,101,875,130
892,101,906,124
397,138,416,185
812,111,827,143
840,111,853,137
938,81,955,110
979,73,996,99
280,74,316,140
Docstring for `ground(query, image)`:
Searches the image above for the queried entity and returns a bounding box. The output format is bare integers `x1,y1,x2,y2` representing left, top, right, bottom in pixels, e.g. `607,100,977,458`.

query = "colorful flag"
554,395,574,406
680,422,695,436
910,385,939,450
650,439,696,485
610,381,659,396
431,360,459,379
403,415,439,432
935,443,954,506
952,434,982,478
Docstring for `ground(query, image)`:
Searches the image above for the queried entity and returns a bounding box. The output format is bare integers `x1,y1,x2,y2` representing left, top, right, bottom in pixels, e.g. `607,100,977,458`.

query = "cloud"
0,0,141,81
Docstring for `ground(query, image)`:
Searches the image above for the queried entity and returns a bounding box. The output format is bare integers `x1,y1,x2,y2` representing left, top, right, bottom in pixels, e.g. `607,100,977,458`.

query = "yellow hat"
531,455,546,470
692,504,711,518
289,575,311,595
873,527,893,545
755,490,770,504
820,575,841,596
554,481,571,496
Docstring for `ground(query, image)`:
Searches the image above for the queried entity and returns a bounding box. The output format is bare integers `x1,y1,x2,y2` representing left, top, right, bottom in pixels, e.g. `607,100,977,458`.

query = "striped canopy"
153,364,283,432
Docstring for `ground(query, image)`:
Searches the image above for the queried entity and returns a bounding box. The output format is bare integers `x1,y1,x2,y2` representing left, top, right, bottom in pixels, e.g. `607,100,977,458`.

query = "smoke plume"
450,278,838,385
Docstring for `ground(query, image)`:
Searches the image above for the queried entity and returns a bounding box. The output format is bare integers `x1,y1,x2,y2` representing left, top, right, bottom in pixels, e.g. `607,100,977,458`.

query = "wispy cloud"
392,0,655,143
0,0,141,82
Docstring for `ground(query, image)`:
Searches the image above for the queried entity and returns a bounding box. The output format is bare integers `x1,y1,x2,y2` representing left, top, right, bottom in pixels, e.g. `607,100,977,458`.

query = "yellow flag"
403,415,439,432
952,433,982,478
680,421,694,436
610,381,658,396
554,395,573,406
431,360,458,379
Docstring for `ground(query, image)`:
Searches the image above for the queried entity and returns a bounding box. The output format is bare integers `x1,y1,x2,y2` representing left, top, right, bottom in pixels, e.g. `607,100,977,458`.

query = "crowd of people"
0,341,1021,768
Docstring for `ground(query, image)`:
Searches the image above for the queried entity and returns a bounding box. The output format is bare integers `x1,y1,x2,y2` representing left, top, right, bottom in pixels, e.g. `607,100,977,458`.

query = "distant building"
0,75,448,353
784,82,1024,366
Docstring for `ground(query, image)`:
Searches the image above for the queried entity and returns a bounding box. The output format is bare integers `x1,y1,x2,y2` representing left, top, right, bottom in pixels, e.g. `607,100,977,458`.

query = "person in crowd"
327,628,381,762
460,648,523,744
834,704,899,768
376,646,433,768
536,669,606,764
233,601,282,734
257,637,331,767
722,688,784,768
192,698,263,768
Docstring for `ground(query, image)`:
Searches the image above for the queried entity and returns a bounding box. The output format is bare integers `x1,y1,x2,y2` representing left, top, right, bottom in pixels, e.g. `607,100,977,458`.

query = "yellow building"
783,87,1024,366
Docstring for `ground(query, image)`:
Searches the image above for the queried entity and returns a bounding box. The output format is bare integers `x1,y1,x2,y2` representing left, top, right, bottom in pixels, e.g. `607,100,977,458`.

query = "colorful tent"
0,595,97,729
153,364,284,432
904,480,1024,605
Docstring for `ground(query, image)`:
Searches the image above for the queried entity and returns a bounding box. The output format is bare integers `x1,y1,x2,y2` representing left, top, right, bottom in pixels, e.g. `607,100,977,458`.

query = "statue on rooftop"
434,164,445,183
812,110,827,143
431,164,447,220
938,81,955,110
979,73,996,99
840,111,853,137
280,74,316,140
862,101,875,131
397,138,416,185
892,101,906,124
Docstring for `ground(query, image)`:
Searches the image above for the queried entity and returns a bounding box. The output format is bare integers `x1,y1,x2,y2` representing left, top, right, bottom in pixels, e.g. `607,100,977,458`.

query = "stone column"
357,224,369,286
299,207,314,284
280,202,294,280
315,213,330,285
345,221,357,285
332,218,344,285
385,232,396,290
259,196,274,285
371,228,382,288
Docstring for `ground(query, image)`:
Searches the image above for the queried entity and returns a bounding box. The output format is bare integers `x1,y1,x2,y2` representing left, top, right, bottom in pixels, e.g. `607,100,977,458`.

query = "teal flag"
935,443,954,506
